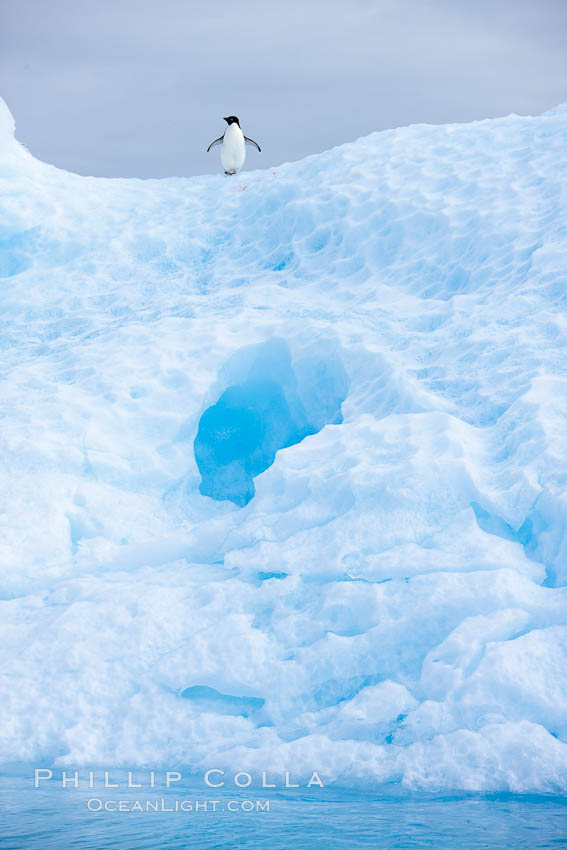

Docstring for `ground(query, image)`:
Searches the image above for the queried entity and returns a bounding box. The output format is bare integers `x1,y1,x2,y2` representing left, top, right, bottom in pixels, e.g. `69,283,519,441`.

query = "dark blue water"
1,768,565,849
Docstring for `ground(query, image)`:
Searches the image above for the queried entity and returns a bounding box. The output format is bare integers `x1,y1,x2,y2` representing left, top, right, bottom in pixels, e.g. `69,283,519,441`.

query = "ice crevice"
194,338,349,506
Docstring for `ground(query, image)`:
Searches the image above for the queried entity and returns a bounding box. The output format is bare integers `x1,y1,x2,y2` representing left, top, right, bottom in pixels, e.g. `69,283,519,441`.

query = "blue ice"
194,339,347,505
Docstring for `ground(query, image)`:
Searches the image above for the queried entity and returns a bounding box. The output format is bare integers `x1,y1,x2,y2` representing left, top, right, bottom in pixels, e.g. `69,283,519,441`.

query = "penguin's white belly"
221,125,246,173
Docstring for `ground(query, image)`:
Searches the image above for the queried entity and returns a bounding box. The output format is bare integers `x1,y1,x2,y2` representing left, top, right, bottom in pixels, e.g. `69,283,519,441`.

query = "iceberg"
0,95,566,792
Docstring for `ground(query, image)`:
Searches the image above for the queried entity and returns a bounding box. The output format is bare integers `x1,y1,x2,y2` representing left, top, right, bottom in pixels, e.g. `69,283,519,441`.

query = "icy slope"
1,97,566,791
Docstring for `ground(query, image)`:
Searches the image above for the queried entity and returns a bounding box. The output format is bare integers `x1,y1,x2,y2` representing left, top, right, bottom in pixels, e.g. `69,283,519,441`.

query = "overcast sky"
1,0,565,178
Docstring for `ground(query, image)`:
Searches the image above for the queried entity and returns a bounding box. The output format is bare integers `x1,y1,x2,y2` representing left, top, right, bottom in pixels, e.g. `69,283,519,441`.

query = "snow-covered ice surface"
1,96,566,792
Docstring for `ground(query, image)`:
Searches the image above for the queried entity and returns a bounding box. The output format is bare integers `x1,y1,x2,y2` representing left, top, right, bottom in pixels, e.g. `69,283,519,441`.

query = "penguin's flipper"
206,136,224,152
244,136,261,152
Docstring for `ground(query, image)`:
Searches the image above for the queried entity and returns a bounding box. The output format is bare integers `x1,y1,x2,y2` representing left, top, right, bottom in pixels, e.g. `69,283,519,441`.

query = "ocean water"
1,770,566,849
0,94,566,800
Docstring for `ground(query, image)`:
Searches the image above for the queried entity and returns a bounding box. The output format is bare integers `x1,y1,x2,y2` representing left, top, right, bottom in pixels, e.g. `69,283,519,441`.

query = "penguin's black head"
223,116,240,126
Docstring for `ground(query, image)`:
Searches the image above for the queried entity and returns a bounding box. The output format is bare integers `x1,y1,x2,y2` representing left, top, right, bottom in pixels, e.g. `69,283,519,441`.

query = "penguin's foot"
224,170,237,175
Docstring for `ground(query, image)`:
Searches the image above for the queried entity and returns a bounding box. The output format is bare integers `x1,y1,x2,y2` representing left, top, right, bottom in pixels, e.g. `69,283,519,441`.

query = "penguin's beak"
223,117,230,123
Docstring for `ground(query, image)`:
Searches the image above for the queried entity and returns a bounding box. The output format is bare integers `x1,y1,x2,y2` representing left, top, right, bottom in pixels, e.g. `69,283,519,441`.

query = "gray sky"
1,0,565,178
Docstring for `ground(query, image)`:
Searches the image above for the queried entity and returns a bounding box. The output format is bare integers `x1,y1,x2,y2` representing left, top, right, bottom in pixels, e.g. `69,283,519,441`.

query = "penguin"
206,116,261,175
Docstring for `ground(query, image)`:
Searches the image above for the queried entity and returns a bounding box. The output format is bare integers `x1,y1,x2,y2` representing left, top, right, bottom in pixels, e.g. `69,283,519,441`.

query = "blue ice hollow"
194,339,348,506
180,685,265,717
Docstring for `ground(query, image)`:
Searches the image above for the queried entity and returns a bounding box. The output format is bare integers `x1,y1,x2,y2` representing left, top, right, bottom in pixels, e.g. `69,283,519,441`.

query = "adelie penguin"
207,116,261,175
